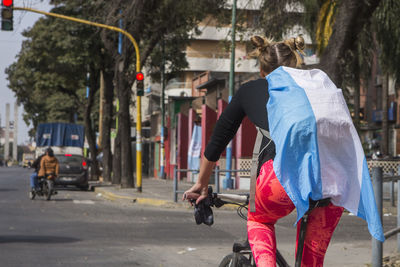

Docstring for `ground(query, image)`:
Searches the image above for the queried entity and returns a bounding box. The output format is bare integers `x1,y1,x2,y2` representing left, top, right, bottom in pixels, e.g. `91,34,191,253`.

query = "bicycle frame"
193,187,292,267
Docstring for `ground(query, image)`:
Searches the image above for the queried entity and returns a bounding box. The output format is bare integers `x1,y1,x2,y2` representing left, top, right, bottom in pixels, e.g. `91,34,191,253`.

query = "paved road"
0,167,398,266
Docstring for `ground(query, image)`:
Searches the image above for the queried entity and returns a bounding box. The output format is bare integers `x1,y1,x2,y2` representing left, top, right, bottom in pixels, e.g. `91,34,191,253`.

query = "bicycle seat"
306,198,331,214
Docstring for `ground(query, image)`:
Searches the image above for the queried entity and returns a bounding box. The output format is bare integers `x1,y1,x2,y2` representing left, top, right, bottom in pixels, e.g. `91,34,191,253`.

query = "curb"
93,186,242,211
93,186,178,207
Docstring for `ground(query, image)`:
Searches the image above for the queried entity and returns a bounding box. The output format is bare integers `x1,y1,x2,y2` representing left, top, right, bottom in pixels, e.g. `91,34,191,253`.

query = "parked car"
55,154,89,190
22,153,35,168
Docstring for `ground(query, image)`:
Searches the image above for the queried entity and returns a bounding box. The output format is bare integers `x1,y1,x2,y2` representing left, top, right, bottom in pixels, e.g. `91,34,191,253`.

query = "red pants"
247,160,343,266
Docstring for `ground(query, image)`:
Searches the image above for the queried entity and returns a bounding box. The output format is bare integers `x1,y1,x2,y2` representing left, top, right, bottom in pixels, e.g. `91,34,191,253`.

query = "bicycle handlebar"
214,193,248,205
190,186,249,226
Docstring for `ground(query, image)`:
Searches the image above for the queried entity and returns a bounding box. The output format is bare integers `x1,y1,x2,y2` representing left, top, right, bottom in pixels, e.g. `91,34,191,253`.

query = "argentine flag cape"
266,66,384,242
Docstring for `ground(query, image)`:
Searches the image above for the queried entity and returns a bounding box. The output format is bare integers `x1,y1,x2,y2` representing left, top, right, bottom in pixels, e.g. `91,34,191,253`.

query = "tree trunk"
354,60,360,131
112,128,121,185
84,67,100,181
319,0,382,87
116,59,134,188
101,69,114,182
367,48,378,124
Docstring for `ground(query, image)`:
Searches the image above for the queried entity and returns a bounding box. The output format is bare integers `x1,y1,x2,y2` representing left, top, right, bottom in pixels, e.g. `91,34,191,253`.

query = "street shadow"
0,235,80,244
0,188,17,192
55,187,92,192
50,198,74,202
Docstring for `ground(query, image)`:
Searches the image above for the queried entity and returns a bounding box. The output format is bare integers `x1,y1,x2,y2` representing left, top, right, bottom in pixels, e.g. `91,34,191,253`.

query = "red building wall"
165,117,173,179
177,113,188,180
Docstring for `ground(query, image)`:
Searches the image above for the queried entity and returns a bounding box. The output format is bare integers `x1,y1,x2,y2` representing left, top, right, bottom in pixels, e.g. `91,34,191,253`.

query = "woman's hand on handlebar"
182,183,208,205
182,157,216,205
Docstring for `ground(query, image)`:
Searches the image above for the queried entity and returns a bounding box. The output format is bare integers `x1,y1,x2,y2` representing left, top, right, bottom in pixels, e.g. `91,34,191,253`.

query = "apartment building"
133,0,319,187
0,127,14,147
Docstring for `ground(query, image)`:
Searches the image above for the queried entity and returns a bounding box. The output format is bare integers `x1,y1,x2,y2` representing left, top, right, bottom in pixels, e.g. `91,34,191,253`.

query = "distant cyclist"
184,35,383,266
30,153,45,193
38,148,59,180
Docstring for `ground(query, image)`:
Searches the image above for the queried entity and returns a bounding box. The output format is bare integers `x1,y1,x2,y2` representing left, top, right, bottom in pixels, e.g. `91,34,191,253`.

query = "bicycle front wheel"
29,190,36,200
218,253,252,267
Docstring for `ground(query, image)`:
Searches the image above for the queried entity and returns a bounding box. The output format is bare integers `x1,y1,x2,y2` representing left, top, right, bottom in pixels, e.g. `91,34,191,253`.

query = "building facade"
132,0,319,189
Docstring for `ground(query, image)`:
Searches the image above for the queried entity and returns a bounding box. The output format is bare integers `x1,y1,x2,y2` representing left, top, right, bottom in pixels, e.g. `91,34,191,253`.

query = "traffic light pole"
13,6,144,191
1,0,14,31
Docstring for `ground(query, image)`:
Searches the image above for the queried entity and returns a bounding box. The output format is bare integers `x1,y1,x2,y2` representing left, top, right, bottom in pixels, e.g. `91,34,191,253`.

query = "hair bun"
294,36,305,52
251,36,265,48
284,36,305,55
250,35,271,50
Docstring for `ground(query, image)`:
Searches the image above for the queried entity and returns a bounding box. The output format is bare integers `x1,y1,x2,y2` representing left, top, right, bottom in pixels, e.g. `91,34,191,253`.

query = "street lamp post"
159,37,166,179
224,0,237,189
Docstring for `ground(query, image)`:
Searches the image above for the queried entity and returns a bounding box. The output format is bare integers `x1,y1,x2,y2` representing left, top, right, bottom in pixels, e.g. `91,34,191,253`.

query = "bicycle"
191,186,330,267
29,174,57,201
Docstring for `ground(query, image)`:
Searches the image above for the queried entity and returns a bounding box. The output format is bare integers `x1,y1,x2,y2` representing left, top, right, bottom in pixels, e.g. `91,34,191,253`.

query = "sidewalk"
90,177,248,208
90,177,400,215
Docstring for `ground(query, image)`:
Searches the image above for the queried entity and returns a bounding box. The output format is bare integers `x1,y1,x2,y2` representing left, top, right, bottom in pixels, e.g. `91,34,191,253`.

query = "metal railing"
173,165,250,202
371,166,400,267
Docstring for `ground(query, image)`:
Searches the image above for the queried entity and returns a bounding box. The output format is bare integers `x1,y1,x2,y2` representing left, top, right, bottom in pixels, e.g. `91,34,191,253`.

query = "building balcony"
186,55,259,73
185,48,319,72
190,25,264,41
226,0,263,10
165,82,192,97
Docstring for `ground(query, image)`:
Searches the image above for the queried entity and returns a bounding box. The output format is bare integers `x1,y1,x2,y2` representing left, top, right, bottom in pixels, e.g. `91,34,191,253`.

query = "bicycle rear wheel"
219,253,252,267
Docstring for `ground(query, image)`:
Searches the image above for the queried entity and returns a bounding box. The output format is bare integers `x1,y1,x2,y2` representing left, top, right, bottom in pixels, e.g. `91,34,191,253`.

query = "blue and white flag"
266,66,384,242
188,125,202,181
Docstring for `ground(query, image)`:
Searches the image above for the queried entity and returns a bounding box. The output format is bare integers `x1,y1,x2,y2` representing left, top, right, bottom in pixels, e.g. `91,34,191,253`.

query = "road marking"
73,200,95,204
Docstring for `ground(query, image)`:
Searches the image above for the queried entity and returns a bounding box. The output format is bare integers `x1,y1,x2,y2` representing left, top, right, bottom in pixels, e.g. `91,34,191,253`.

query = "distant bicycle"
191,186,330,267
29,174,57,201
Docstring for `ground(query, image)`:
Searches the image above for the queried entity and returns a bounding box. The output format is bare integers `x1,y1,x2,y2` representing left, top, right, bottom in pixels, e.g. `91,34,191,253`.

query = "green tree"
257,0,383,86
6,5,103,179
92,0,228,187
50,0,117,183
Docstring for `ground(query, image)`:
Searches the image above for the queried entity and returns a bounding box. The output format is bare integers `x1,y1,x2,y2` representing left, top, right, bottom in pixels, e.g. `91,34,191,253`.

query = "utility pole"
98,71,104,148
159,37,166,179
4,103,10,162
12,102,17,161
224,0,237,189
382,73,388,156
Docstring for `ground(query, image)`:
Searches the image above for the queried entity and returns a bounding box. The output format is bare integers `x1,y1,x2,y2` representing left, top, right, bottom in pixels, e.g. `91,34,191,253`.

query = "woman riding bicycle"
183,35,384,266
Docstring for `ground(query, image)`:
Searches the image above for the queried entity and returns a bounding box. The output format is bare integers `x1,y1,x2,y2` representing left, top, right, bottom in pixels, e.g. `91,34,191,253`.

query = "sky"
0,0,52,144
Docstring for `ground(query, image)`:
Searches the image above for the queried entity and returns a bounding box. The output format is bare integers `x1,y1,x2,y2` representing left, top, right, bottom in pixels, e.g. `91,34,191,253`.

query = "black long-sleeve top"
204,78,276,167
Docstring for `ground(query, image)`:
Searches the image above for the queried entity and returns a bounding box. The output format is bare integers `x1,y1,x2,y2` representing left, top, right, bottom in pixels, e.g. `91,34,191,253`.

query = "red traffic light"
136,72,144,81
2,0,13,7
